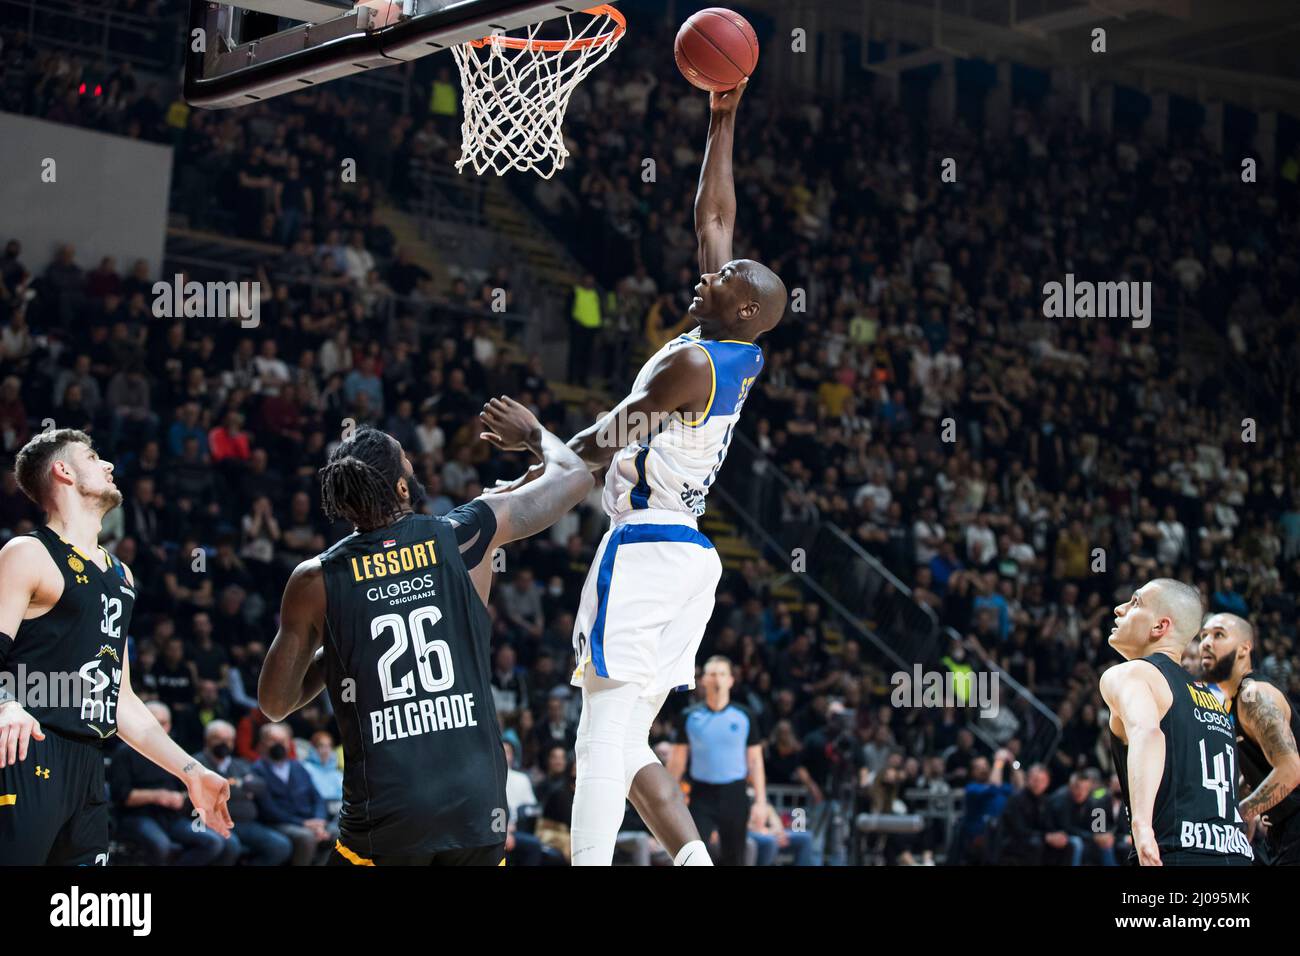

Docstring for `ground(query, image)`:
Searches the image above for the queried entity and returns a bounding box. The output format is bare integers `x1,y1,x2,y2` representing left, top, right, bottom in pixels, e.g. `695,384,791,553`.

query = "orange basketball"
674,7,759,93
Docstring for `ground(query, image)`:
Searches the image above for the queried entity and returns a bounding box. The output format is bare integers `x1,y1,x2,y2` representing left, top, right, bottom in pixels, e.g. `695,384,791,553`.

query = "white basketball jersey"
603,330,764,519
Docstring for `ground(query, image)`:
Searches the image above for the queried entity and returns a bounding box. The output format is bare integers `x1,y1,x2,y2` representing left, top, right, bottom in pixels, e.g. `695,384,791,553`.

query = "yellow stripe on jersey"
334,840,375,866
0,794,15,807
498,858,506,866
681,342,716,427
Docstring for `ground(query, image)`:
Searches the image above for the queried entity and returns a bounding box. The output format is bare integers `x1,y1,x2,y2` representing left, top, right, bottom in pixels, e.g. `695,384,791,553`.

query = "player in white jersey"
494,77,786,865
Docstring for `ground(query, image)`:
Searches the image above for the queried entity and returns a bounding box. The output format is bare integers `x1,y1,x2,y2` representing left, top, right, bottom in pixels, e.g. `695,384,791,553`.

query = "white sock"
674,840,713,866
571,676,639,866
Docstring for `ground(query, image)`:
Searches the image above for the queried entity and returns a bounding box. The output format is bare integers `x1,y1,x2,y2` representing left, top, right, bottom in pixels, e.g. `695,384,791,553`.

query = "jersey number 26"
371,608,455,703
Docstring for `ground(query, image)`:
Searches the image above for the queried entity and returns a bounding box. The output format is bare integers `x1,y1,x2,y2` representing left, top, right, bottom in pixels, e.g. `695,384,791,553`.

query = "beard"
1202,650,1237,684
404,473,427,513
78,478,123,515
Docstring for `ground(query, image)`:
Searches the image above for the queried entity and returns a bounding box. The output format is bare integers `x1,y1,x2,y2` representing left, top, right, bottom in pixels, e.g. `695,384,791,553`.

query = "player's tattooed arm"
566,346,714,472
1237,681,1300,820
260,559,328,722
694,77,747,275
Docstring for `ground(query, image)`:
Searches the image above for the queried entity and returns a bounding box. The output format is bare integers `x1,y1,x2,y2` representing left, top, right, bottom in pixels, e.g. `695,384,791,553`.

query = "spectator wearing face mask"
252,722,337,865
192,720,293,865
108,701,228,866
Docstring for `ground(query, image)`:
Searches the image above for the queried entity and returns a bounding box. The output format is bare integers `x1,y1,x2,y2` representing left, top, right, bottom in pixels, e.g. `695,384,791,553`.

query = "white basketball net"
452,7,623,179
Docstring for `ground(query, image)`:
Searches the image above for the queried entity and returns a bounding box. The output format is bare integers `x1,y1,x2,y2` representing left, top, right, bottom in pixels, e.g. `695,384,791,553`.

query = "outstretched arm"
1100,661,1168,865
484,348,713,495
464,397,595,603
694,77,748,275
1237,680,1300,820
566,346,714,472
259,559,328,722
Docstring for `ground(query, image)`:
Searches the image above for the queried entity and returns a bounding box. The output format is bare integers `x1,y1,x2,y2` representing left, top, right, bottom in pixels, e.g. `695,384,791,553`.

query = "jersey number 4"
1199,738,1238,820
371,608,455,703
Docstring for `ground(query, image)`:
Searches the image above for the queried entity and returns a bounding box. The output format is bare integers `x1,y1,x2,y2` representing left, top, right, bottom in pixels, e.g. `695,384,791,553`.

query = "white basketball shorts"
570,510,723,696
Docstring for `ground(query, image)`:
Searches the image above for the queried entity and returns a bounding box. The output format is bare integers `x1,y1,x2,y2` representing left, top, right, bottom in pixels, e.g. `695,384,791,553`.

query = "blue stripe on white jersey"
603,331,764,519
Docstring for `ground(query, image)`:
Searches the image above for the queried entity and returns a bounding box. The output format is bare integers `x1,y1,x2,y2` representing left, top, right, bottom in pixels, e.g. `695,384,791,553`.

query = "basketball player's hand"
186,767,235,838
0,701,44,768
304,817,329,841
709,76,748,114
480,396,543,454
484,462,545,496
1245,811,1269,843
1132,821,1162,866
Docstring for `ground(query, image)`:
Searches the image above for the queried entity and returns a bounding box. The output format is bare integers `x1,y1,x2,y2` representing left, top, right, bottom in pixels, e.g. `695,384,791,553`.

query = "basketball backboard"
183,0,601,109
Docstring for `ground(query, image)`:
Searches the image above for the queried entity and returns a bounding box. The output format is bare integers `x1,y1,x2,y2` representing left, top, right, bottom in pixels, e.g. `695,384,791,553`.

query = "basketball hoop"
451,4,625,179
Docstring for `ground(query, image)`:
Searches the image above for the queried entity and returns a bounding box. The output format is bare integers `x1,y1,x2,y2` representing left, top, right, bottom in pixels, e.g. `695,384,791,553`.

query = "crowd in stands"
2,5,1299,865
527,15,1300,860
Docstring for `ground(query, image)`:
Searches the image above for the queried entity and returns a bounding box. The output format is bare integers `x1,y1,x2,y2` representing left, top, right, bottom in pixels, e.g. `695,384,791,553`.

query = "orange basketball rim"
467,3,626,51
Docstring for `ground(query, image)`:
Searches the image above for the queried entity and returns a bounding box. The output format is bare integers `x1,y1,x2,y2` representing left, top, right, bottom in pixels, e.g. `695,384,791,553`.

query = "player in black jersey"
1100,578,1253,866
259,398,592,866
1200,612,1300,865
0,429,232,865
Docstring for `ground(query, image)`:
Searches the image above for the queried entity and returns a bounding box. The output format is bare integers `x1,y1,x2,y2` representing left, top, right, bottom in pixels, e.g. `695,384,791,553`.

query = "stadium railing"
722,430,945,664
953,625,1062,765
404,166,580,368
720,430,1061,764
764,783,811,821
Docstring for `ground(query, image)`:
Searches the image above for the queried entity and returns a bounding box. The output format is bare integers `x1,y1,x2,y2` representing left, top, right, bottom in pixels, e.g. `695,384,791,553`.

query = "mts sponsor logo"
49,886,151,936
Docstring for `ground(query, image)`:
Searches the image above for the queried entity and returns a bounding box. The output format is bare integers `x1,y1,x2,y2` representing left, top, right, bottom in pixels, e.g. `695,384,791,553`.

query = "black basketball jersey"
1109,653,1253,862
1228,673,1300,825
317,504,507,857
5,526,134,742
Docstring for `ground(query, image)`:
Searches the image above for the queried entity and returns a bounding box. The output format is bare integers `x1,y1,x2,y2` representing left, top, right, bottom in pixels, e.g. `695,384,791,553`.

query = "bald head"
1199,611,1255,684
1204,612,1253,644
692,258,788,339
1149,578,1205,642
1109,578,1206,660
146,700,171,729
738,259,787,332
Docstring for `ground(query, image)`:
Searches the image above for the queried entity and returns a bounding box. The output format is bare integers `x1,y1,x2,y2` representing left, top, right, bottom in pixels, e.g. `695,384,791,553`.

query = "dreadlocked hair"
319,427,405,532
